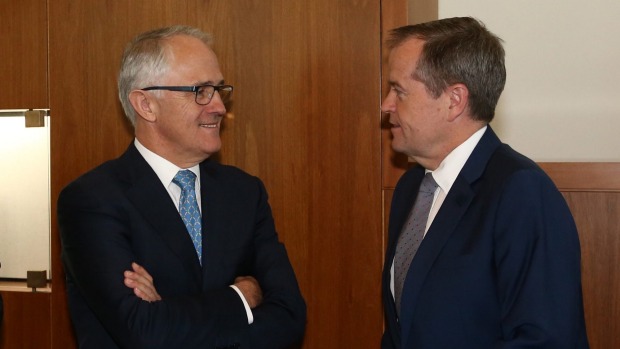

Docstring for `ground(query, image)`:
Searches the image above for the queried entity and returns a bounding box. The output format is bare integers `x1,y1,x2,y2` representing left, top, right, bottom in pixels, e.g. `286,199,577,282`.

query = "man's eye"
391,87,405,98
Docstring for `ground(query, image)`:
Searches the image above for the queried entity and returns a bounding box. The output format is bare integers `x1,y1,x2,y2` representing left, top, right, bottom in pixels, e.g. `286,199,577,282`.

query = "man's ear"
128,90,157,123
447,83,469,121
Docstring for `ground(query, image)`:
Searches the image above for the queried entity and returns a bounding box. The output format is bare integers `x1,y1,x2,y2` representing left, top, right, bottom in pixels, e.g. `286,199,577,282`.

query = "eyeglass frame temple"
140,84,233,105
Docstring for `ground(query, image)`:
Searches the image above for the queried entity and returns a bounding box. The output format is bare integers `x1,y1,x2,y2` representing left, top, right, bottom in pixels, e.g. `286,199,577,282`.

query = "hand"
234,276,263,308
124,262,161,302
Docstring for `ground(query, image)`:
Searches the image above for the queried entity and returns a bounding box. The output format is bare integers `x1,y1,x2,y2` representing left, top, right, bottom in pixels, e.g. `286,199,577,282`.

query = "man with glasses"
58,25,306,349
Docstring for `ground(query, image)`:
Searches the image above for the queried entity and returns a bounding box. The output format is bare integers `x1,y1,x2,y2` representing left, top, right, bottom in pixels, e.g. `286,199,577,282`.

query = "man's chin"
204,148,221,158
198,141,221,159
390,141,406,155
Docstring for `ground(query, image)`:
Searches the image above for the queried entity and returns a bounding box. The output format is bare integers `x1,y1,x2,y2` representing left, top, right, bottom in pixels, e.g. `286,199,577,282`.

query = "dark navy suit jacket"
58,144,306,349
382,128,589,348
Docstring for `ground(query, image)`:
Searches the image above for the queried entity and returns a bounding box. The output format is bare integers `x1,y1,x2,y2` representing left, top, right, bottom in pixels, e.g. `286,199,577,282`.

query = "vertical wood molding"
381,0,410,191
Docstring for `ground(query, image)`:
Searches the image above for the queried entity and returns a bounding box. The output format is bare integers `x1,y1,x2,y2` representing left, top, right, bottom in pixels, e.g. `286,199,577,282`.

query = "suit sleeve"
246,179,307,349
493,169,588,348
58,181,249,349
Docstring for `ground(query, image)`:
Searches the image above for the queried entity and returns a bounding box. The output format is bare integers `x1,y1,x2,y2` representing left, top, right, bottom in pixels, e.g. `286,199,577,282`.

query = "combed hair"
387,17,506,122
118,25,212,126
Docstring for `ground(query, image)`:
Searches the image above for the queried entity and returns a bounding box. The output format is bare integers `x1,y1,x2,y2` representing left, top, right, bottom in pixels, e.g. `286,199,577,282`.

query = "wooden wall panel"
0,0,48,109
547,163,620,349
50,1,383,348
0,291,51,349
539,162,620,192
226,2,383,347
563,191,620,349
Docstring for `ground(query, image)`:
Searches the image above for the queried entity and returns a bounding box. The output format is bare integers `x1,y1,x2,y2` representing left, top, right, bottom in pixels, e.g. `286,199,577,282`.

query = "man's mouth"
200,123,218,128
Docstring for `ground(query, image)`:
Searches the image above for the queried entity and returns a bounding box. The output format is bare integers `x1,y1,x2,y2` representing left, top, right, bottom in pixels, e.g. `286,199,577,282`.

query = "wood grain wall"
541,163,620,349
0,291,51,349
0,0,47,109
48,1,383,348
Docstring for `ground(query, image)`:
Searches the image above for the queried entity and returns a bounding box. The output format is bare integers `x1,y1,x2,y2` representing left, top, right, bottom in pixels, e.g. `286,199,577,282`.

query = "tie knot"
420,173,438,193
173,170,197,190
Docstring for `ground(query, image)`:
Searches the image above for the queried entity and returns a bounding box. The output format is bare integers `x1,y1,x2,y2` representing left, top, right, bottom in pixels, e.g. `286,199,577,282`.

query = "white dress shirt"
134,139,254,324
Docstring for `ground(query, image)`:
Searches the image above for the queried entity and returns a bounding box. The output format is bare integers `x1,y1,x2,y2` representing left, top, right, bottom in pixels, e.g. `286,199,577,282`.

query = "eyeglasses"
141,84,233,105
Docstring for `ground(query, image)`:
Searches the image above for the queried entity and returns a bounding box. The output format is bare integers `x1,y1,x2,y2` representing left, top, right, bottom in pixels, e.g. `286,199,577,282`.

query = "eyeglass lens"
197,86,232,105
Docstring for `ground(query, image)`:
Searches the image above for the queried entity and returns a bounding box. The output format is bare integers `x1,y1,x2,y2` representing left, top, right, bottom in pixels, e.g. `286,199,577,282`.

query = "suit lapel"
198,160,236,289
399,127,503,345
120,144,203,284
398,176,475,330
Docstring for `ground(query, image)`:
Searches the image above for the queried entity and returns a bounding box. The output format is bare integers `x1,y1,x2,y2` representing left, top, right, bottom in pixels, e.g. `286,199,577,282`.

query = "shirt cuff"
230,285,254,324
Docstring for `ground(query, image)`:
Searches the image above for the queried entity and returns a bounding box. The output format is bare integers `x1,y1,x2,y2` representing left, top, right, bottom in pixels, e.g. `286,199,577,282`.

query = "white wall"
0,114,51,279
437,0,620,161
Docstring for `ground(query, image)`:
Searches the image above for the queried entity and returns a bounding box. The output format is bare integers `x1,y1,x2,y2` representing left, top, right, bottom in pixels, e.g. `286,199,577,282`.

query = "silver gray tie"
394,172,438,315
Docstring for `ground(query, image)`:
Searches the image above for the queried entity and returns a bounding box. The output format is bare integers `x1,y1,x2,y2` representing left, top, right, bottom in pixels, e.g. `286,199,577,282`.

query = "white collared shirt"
134,139,201,211
425,125,487,234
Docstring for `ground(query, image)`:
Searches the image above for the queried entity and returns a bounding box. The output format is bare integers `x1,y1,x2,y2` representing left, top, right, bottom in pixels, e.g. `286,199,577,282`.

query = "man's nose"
381,91,395,114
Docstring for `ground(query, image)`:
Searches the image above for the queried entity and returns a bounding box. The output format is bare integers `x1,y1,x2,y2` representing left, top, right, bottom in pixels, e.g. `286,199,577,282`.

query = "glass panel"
0,112,51,279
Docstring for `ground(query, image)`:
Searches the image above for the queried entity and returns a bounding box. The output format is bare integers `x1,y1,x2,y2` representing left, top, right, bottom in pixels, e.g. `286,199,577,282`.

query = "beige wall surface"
0,115,51,279
438,0,620,161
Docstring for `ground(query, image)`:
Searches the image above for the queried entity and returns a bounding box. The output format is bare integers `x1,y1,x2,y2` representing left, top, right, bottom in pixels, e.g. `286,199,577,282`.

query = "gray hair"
118,25,212,126
387,17,506,122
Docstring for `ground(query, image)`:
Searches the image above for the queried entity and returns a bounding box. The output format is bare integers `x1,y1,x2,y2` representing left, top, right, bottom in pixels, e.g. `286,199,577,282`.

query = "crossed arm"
60,167,306,348
124,262,264,309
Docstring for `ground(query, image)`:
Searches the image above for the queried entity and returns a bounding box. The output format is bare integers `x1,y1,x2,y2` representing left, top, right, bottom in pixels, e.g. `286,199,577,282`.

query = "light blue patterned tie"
172,170,202,264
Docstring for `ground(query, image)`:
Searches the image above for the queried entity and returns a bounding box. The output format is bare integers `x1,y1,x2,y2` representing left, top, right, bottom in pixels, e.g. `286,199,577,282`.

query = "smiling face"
135,35,227,168
381,38,453,170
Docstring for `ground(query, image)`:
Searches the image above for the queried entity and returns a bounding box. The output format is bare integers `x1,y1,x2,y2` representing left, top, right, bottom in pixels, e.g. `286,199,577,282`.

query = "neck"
417,121,487,171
